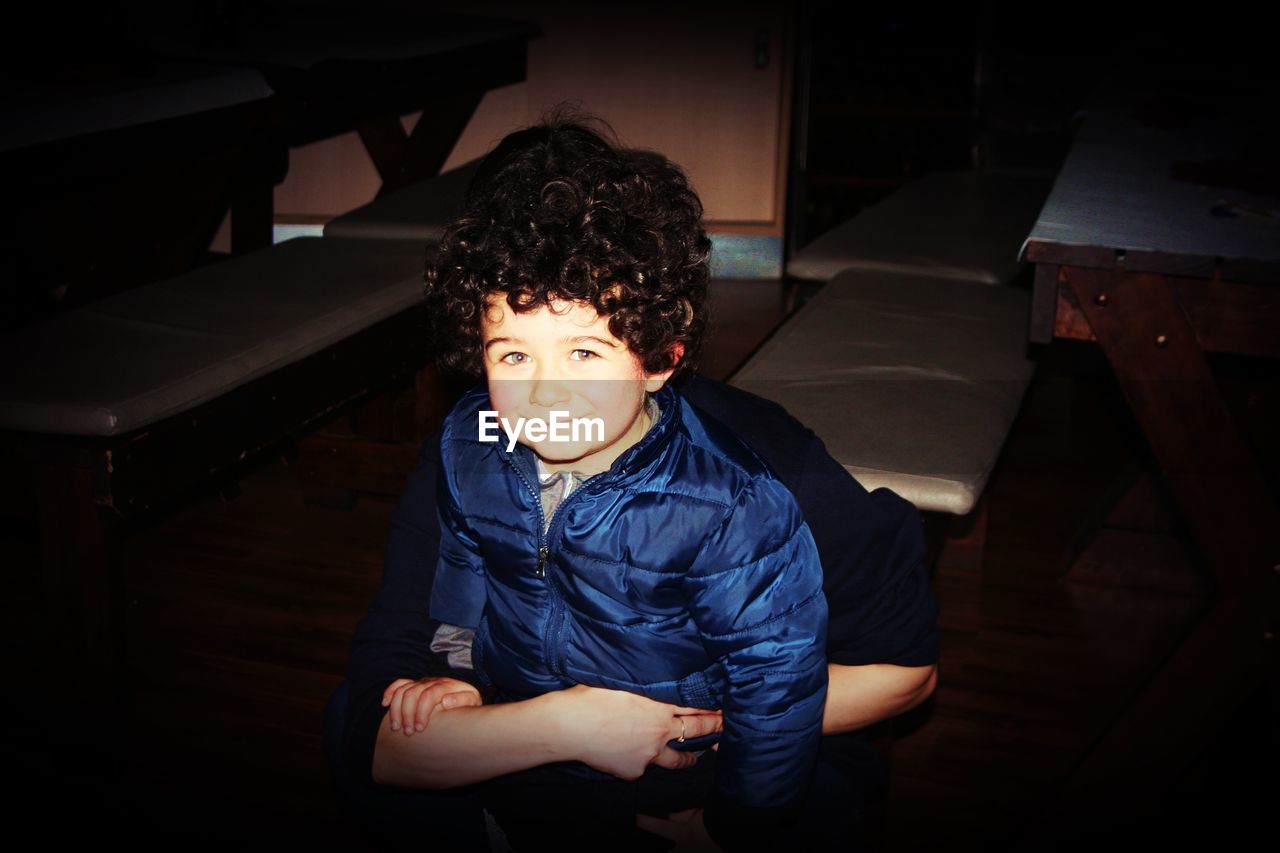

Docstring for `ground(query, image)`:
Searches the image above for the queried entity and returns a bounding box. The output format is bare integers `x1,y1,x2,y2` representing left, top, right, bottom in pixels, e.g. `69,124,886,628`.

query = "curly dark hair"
423,115,711,379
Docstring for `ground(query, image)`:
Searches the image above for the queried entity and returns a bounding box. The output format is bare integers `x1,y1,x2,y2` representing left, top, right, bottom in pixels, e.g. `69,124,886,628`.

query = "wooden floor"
3,278,1275,849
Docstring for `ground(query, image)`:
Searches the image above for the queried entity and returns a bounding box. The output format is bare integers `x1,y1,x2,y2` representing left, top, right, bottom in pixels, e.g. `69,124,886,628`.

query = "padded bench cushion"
731,270,1036,515
786,170,1053,286
323,160,480,243
0,237,428,437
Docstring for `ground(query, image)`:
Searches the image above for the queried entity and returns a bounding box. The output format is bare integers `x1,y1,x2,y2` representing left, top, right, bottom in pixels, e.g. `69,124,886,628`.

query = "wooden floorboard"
2,281,1275,849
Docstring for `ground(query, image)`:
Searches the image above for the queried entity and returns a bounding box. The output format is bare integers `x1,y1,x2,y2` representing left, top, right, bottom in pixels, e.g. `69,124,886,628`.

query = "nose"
529,367,570,409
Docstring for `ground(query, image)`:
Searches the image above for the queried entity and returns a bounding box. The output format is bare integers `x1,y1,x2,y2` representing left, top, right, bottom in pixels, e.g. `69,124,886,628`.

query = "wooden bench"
787,170,1053,286
0,236,431,716
732,268,1037,568
282,160,486,505
323,159,480,243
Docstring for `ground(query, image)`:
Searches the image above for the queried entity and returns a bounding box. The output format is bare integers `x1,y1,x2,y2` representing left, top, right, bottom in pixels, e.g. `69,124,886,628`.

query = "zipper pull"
536,546,549,578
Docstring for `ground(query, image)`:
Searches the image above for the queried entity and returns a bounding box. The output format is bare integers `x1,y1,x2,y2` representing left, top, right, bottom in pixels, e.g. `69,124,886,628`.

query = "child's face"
481,295,675,476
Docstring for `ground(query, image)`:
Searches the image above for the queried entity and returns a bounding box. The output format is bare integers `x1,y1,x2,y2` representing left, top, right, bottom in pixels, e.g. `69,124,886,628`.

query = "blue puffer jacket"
429,382,828,817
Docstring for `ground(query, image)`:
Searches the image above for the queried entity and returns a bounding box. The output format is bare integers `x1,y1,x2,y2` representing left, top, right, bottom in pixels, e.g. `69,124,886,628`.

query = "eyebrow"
567,335,620,349
483,335,619,352
484,336,519,353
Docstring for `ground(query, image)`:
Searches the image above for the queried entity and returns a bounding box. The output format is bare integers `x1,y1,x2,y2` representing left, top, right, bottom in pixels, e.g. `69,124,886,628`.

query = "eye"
569,349,598,361
500,352,529,365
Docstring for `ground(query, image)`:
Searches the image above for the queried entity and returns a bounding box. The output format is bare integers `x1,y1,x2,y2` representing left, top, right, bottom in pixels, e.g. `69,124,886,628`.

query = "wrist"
531,689,578,763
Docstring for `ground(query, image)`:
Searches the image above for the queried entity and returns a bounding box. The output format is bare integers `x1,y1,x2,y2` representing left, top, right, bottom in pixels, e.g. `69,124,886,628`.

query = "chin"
529,441,601,465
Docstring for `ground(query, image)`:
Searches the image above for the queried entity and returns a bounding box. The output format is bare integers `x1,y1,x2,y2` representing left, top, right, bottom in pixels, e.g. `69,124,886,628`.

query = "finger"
381,678,413,706
675,712,723,740
401,686,427,737
407,681,464,731
387,684,406,732
650,746,698,771
400,686,425,735
414,684,467,730
415,684,456,731
440,688,482,710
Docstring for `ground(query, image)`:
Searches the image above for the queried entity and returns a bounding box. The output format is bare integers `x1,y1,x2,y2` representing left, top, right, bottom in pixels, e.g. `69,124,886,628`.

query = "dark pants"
486,751,875,852
324,682,884,852
324,681,490,850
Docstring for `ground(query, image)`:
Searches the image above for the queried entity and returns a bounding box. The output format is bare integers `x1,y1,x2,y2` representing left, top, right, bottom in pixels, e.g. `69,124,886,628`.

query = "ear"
643,343,684,392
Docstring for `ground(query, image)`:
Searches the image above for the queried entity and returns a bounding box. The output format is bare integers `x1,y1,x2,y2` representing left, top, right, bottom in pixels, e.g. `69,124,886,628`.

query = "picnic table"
1021,51,1280,822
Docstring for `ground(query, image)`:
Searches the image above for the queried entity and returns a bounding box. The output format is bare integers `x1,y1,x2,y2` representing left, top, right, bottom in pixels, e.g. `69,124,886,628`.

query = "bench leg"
33,461,132,756
923,500,988,678
297,364,460,504
934,495,989,575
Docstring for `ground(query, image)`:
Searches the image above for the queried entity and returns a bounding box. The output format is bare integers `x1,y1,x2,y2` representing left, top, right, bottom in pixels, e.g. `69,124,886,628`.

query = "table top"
1021,52,1280,282
0,60,273,154
143,9,534,146
148,9,538,71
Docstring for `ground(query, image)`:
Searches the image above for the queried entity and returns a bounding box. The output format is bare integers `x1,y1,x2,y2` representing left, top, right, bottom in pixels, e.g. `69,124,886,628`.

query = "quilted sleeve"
427,435,488,630
683,475,828,850
343,432,493,797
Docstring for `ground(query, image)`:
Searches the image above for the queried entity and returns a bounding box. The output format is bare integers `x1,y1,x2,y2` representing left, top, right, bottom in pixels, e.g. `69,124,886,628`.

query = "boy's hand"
552,684,722,780
382,677,482,736
636,809,722,852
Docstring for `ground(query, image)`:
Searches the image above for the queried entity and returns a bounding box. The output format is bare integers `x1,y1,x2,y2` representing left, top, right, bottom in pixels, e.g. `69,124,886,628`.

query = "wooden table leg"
1065,266,1277,590
1035,266,1280,826
357,91,484,196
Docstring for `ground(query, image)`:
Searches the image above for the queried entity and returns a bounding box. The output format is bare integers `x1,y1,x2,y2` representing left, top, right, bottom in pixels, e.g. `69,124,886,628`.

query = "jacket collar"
500,383,682,488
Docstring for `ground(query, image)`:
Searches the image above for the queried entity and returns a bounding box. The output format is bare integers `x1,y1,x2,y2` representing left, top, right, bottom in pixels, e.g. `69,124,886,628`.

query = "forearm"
822,662,937,735
372,692,568,789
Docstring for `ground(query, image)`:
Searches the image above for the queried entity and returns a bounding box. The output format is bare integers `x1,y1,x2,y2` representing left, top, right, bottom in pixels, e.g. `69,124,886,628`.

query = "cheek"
486,379,526,416
577,381,644,421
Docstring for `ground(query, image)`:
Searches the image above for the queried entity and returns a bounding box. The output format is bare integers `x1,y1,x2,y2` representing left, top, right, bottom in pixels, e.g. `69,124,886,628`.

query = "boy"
416,119,828,850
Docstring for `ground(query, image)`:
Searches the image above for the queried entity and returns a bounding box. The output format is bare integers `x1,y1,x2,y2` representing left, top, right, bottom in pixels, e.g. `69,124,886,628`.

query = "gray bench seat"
731,269,1036,515
323,160,480,243
1,234,435,719
0,236,428,437
787,170,1053,286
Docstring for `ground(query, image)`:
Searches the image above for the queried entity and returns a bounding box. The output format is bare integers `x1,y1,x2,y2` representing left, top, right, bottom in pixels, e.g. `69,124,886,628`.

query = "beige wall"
253,1,790,245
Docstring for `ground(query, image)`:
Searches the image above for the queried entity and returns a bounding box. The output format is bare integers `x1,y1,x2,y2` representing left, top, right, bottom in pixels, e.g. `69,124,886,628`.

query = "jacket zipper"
507,460,548,573
509,453,617,678
509,458,570,677
542,468,612,677
512,457,615,575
